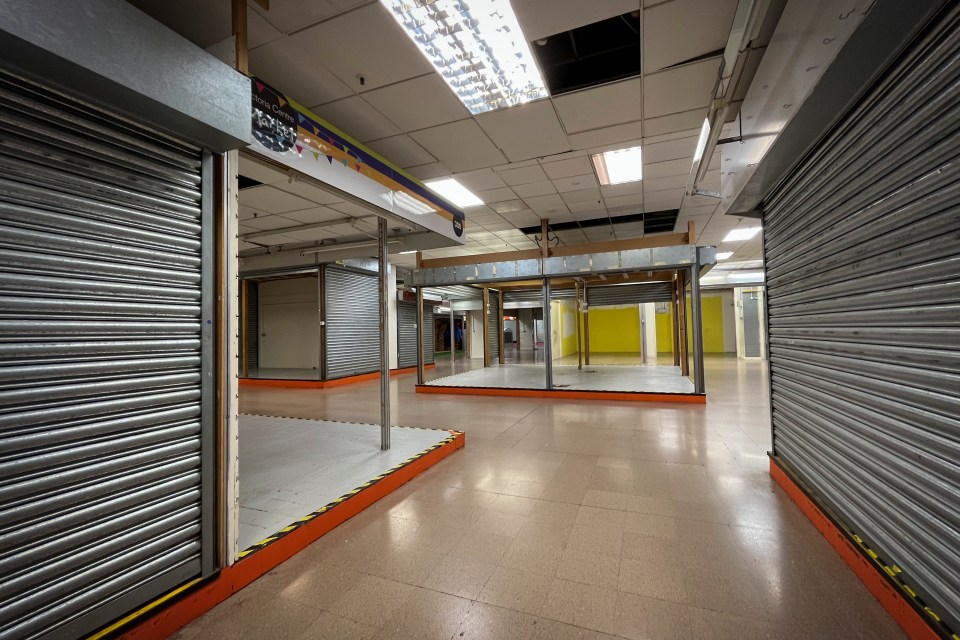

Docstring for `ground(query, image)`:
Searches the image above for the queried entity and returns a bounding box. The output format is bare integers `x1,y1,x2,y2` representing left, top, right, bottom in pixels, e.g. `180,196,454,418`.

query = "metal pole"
639,304,646,364
416,287,424,385
482,288,490,367
671,274,680,366
678,271,689,376
377,217,390,450
689,263,705,394
575,282,583,370
449,304,455,365
582,283,591,366
543,278,553,390
498,290,505,365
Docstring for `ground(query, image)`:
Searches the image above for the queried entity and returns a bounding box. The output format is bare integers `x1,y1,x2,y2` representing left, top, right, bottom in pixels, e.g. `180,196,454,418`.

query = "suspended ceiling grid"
133,0,766,264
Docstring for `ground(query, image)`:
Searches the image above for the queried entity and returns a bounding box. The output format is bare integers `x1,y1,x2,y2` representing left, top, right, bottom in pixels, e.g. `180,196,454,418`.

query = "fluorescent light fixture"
715,251,734,260
723,227,761,242
425,178,483,207
398,250,417,255
592,146,643,185
379,0,548,114
394,191,435,215
693,118,711,162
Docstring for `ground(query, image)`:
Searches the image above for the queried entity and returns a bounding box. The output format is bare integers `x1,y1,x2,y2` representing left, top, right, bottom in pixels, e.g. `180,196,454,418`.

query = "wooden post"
498,290,505,365
240,278,249,377
231,0,249,75
540,219,550,260
678,272,689,376
687,220,696,244
671,274,680,367
415,250,423,269
482,287,490,367
575,282,583,370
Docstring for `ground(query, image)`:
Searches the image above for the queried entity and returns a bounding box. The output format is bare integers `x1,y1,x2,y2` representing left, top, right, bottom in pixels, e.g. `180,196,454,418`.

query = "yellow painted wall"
587,306,641,353
551,299,579,358
654,297,726,353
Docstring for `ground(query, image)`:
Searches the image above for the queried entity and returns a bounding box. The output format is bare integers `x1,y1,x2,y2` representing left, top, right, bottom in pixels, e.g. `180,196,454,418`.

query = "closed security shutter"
0,70,213,639
487,289,500,360
397,301,417,369
422,306,434,365
587,282,673,307
324,267,378,379
764,6,960,632
742,293,761,358
245,280,259,372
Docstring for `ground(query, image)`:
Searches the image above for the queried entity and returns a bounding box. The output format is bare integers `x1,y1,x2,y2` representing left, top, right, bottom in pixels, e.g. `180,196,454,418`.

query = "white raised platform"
239,415,452,550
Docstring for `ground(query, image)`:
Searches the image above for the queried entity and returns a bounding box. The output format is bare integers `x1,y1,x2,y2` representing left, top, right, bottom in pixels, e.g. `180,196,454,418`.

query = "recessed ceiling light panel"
723,227,761,242
425,178,484,207
715,251,733,260
592,146,643,185
380,0,548,114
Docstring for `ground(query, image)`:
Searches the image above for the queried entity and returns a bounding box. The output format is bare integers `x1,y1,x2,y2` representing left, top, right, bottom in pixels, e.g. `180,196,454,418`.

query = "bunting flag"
295,144,303,154
326,155,334,164
312,152,320,161
340,158,349,167
355,163,362,172
254,81,265,93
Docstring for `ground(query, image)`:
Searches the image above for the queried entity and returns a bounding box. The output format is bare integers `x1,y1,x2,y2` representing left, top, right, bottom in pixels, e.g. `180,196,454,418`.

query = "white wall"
719,289,737,353
468,309,484,359
642,303,658,363
387,264,398,369
517,308,535,351
258,277,320,370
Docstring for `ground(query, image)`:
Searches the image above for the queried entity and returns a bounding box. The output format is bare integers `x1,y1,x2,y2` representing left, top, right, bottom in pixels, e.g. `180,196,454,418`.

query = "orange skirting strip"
239,364,435,389
769,458,940,640
415,384,706,404
113,431,465,640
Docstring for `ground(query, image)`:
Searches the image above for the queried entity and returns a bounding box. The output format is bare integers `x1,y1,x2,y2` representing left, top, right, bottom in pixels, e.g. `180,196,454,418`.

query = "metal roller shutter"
422,306,434,365
586,282,673,307
763,6,960,631
245,280,259,372
0,70,213,639
503,289,573,303
487,289,500,361
324,267,379,379
742,293,761,358
397,300,417,369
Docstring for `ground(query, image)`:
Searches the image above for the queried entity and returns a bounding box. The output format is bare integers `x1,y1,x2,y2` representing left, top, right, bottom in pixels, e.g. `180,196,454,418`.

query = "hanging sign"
249,78,465,243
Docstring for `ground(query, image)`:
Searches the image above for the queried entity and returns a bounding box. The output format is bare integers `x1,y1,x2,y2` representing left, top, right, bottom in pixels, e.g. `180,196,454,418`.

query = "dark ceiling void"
518,209,680,239
238,175,263,190
532,11,641,96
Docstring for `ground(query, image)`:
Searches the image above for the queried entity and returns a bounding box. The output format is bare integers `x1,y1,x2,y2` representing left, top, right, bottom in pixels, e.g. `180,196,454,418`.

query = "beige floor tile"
618,557,686,603
566,525,623,558
687,607,775,640
418,555,497,600
477,566,555,616
501,538,566,576
453,602,540,640
450,529,515,565
540,579,620,636
528,617,624,640
556,548,620,589
385,587,471,640
614,591,693,640
332,575,418,628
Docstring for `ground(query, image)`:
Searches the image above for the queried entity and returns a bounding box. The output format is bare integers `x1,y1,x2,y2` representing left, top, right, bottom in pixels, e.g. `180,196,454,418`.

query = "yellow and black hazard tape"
237,416,461,560
776,458,958,640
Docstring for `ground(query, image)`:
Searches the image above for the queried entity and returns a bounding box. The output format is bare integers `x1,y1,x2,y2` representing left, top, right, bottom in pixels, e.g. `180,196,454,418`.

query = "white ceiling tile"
463,204,497,216
365,135,436,167
250,0,337,36
644,58,721,119
568,121,645,151
501,210,542,227
452,168,507,192
643,109,708,138
513,181,557,198
239,211,298,229
524,193,568,214
496,164,549,186
309,96,400,143
475,187,518,203
643,0,737,73
642,136,698,164
643,174,689,193
554,77,644,133
603,193,644,210
567,201,606,215
405,162,451,180
281,206,348,224
475,100,570,161
238,154,285,183
552,174,599,193
361,74,470,131
248,38,352,107
600,181,644,197
541,156,594,179
514,0,639,42
490,199,526,213
288,3,433,91
283,227,345,242
240,185,315,214
130,0,283,49
410,120,506,172
561,188,603,205
328,201,375,216
644,157,693,180
270,180,344,205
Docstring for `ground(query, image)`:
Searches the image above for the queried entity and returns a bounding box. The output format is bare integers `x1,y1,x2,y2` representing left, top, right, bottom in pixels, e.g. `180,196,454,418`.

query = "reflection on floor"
239,414,451,550
177,356,903,640
425,363,696,394
245,368,322,380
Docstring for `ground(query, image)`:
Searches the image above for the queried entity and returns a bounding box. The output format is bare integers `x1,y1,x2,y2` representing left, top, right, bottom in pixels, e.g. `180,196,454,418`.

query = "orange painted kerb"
415,384,706,404
239,364,435,389
769,458,939,640
111,431,464,640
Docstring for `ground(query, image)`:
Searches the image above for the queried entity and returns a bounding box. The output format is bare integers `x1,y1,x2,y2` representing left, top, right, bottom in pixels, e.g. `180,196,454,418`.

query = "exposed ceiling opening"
238,175,263,190
518,209,679,243
531,11,641,96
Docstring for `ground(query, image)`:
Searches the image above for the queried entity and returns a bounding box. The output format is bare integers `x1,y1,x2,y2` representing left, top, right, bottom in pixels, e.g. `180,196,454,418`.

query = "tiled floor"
174,355,904,640
238,415,453,550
